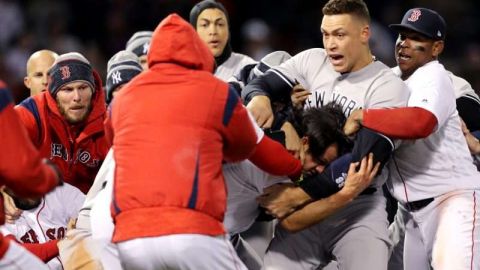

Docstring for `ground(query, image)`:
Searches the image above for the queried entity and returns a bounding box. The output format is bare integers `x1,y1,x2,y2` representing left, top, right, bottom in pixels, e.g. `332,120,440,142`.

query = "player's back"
111,14,257,244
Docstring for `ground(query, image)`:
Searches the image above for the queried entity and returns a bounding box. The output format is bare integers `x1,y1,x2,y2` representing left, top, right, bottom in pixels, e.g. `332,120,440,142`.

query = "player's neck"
349,51,374,73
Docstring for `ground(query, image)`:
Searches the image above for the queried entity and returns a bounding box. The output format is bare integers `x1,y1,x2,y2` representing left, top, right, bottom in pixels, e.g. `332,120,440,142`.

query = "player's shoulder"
409,61,451,86
46,182,85,202
293,48,327,60
412,60,447,78
230,52,256,66
446,70,478,100
367,61,406,86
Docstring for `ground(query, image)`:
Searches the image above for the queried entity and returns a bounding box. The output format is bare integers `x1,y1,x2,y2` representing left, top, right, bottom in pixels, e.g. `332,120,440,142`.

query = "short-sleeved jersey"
274,48,409,117
271,48,410,188
215,52,256,81
387,61,480,202
1,184,85,269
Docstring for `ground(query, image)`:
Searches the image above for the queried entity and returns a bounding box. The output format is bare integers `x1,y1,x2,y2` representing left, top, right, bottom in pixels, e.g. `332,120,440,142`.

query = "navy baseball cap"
390,8,446,40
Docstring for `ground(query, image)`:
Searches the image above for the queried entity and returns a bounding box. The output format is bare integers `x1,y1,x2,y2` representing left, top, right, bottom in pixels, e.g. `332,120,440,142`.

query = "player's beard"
57,101,92,124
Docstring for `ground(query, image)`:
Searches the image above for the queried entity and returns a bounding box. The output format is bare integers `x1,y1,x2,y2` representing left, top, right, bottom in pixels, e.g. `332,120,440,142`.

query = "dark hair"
301,103,351,161
322,0,370,23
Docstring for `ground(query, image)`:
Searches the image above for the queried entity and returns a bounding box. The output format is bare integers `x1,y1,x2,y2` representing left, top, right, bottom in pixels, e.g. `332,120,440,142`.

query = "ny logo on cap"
60,66,71,80
408,9,422,22
112,71,122,84
143,42,150,54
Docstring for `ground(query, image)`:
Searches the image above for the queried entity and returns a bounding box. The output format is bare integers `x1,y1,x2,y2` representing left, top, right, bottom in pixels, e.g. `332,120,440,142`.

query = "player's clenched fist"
343,109,363,136
246,95,274,128
257,183,311,219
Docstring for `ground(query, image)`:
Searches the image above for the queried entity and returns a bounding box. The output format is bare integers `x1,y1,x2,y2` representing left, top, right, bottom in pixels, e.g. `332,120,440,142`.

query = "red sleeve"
0,89,59,198
222,88,257,162
15,102,40,145
363,107,437,139
5,235,58,262
104,105,114,146
248,136,302,180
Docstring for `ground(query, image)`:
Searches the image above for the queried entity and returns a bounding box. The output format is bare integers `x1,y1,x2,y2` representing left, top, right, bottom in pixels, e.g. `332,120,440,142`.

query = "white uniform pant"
399,190,480,270
0,241,48,270
117,234,248,270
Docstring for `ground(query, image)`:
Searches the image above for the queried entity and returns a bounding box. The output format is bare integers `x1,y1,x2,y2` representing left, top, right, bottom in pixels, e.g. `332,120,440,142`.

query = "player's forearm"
280,190,353,233
362,107,437,139
4,235,59,262
249,135,302,180
465,132,480,155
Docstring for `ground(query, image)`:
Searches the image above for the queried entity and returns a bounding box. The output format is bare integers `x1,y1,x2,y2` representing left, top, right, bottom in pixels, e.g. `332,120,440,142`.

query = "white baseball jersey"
215,52,256,81
1,184,85,269
272,48,409,188
392,66,480,101
387,60,480,203
0,241,49,270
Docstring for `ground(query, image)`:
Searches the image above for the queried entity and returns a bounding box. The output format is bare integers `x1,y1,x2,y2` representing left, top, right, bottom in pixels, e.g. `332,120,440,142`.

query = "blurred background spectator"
1,0,479,103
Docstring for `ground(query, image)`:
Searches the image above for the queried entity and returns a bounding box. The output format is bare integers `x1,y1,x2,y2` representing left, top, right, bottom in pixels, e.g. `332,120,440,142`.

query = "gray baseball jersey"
273,48,409,189
215,52,256,81
253,48,409,270
1,184,85,269
223,160,289,235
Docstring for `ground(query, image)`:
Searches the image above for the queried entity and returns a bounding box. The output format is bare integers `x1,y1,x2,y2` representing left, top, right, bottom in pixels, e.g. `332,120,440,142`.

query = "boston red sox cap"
48,52,95,97
390,8,446,40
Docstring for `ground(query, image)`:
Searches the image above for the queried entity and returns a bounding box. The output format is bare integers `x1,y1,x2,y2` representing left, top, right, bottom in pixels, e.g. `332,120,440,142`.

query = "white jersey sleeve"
406,60,456,129
57,183,86,222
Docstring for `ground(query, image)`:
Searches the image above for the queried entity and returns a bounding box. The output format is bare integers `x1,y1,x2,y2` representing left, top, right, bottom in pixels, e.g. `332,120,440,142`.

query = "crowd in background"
0,0,479,103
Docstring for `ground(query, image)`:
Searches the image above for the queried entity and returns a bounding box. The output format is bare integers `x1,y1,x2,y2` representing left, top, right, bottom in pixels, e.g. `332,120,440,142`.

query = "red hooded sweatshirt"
110,14,258,242
0,83,60,258
15,72,110,194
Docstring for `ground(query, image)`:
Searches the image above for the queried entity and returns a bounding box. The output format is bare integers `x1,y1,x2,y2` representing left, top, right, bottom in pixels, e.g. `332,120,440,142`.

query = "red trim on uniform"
363,107,437,139
36,200,47,240
471,191,477,270
13,238,59,262
0,235,10,259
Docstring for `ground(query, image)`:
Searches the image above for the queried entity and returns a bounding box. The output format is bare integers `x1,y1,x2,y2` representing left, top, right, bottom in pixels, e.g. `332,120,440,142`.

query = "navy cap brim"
389,24,441,40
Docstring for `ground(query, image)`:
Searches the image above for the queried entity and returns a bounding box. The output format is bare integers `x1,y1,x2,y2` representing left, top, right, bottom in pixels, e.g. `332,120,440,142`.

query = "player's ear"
24,76,31,89
432,40,444,58
359,24,370,44
301,136,310,151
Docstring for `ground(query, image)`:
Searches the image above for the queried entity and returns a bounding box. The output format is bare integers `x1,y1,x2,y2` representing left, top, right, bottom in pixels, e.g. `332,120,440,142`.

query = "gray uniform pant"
263,190,391,270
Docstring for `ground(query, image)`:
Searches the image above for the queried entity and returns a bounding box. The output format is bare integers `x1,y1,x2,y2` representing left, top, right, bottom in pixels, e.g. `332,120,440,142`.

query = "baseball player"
15,52,110,194
23,50,58,96
388,71,480,270
0,81,62,269
84,104,378,270
110,14,258,270
1,184,85,270
242,0,410,268
104,50,143,104
125,31,152,70
344,8,480,269
190,0,256,81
